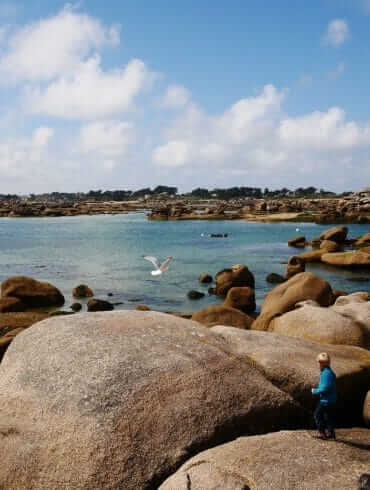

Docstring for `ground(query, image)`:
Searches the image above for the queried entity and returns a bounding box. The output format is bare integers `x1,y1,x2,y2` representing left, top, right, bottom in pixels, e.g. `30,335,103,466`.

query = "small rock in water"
187,290,205,300
72,284,94,299
70,303,82,312
107,292,113,297
87,299,114,312
198,273,213,283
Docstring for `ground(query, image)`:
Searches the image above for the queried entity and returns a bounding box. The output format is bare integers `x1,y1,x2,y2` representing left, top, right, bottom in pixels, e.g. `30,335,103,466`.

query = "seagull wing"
143,256,160,270
160,256,173,271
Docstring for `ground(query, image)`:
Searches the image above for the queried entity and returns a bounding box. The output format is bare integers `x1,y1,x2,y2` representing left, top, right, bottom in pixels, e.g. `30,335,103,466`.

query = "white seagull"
143,256,173,276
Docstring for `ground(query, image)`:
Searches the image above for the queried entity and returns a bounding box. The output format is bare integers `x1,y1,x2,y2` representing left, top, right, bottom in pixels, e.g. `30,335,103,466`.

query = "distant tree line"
0,186,347,202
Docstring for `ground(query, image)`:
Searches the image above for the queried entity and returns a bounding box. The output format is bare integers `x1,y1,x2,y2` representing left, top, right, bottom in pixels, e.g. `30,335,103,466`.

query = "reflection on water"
0,213,369,313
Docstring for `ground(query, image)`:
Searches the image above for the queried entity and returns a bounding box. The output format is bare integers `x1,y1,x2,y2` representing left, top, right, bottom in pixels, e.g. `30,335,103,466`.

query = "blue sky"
0,0,369,193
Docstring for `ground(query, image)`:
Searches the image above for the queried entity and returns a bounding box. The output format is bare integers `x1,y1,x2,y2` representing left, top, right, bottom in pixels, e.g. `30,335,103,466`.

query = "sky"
0,0,369,194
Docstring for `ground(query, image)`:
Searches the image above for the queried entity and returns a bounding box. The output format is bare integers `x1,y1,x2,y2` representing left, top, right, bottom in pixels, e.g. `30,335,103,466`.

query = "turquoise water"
0,213,369,313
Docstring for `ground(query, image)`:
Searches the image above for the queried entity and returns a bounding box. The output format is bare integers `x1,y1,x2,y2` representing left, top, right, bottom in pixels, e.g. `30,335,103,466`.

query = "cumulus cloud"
152,84,370,188
0,4,119,82
323,19,350,47
0,127,53,180
78,120,135,169
25,57,152,119
160,85,191,108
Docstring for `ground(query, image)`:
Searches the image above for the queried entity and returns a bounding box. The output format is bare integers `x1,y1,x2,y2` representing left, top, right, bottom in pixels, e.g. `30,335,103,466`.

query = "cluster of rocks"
0,200,144,218
287,226,370,270
0,293,369,488
0,224,369,488
147,195,370,224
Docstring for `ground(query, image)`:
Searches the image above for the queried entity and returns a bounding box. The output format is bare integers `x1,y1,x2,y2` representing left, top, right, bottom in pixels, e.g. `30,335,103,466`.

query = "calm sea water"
0,213,369,313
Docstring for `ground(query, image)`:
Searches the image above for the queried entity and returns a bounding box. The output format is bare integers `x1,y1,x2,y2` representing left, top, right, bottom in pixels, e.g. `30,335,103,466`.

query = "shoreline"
0,193,369,224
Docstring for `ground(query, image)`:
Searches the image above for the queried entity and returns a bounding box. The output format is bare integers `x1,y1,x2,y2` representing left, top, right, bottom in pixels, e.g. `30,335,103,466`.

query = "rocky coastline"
0,189,369,224
0,224,369,488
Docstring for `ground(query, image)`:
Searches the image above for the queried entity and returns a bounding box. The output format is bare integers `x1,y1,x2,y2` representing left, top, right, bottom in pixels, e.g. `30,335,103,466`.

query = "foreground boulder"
321,250,370,268
0,311,306,490
355,232,370,248
160,428,370,489
332,292,370,328
223,287,256,313
319,225,348,243
192,305,254,329
252,272,334,331
1,276,64,308
269,303,370,348
214,264,255,296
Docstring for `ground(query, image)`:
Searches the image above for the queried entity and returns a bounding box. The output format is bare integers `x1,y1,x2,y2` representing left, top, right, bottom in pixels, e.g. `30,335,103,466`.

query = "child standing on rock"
312,352,337,440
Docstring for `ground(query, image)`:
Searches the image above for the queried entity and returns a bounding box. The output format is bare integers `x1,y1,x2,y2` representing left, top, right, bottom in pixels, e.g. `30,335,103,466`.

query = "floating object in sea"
296,228,300,232
209,233,228,238
143,256,173,276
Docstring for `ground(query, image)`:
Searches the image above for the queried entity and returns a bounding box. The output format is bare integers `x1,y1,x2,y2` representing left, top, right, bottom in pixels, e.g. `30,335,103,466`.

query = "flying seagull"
143,256,173,276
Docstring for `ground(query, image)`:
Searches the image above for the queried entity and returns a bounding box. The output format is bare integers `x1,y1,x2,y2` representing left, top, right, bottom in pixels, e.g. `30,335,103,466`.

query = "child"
312,352,337,440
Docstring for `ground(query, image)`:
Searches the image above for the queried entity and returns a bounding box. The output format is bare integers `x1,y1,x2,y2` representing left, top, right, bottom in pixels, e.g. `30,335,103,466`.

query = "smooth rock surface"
0,311,306,490
269,304,370,348
252,272,334,331
160,428,370,490
192,305,254,329
1,276,64,308
211,327,370,425
215,265,255,296
223,287,256,313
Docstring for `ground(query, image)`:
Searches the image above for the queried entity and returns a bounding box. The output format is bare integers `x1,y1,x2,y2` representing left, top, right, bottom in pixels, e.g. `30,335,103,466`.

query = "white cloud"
160,85,191,108
78,120,135,166
0,127,53,179
25,57,152,119
279,107,370,150
152,85,370,188
323,19,350,47
0,4,119,82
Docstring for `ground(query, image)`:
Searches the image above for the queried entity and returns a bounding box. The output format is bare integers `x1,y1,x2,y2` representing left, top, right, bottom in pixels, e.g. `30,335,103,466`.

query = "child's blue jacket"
312,366,337,404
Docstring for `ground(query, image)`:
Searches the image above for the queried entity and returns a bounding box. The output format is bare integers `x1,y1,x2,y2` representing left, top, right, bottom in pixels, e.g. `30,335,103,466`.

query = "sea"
0,212,369,313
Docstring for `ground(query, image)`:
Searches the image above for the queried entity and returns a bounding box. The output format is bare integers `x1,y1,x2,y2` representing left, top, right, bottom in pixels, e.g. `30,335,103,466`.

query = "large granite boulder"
214,264,255,296
192,305,254,329
332,292,370,328
1,276,64,308
252,272,334,331
0,297,25,313
0,311,306,490
320,239,340,252
223,287,256,313
160,428,370,490
321,250,370,268
319,225,348,243
269,303,370,348
211,327,370,425
297,249,326,263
